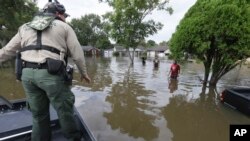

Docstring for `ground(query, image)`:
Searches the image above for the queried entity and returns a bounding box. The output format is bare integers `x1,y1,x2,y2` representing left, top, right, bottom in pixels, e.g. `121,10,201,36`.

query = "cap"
43,2,66,15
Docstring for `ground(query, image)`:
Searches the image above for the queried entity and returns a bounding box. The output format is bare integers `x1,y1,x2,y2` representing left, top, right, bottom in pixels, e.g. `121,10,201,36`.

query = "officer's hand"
81,74,91,83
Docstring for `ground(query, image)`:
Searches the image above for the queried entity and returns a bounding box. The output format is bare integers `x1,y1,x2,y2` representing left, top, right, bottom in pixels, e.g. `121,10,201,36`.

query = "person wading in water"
168,60,180,79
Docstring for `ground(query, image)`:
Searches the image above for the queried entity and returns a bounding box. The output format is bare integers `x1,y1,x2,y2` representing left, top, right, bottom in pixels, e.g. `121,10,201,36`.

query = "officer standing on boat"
0,1,91,141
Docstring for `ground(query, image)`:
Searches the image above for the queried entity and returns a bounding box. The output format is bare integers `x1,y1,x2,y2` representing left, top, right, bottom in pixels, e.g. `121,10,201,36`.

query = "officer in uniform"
0,2,91,141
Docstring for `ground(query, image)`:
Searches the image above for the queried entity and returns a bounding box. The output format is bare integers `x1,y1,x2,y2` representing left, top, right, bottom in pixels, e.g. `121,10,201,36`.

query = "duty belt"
24,62,47,69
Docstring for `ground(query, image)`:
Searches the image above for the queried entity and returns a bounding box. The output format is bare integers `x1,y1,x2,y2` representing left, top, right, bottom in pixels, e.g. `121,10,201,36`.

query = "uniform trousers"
21,68,81,141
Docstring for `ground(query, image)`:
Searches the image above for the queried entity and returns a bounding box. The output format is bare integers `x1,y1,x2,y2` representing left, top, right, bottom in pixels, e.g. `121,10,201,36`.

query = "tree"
0,0,38,47
147,40,157,48
101,0,173,64
70,14,111,49
169,0,250,87
159,41,168,46
95,33,113,49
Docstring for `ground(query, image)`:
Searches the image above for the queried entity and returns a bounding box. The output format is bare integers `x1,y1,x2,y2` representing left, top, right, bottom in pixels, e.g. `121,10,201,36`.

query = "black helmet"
43,2,66,14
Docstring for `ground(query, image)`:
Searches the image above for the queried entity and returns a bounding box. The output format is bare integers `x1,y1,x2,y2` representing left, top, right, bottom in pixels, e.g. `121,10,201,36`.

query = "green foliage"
0,0,38,46
103,0,172,48
70,14,111,49
95,34,113,49
169,0,250,86
147,40,157,48
138,39,147,47
101,0,172,63
159,41,168,46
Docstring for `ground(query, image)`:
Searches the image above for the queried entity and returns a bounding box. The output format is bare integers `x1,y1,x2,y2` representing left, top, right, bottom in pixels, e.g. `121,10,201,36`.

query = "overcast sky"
37,0,197,44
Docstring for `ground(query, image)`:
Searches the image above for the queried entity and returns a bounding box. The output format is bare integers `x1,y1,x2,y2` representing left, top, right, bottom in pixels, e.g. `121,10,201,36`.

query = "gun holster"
64,65,73,85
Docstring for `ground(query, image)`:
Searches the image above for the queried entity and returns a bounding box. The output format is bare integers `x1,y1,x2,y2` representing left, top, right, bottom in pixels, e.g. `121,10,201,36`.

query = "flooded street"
1,56,250,141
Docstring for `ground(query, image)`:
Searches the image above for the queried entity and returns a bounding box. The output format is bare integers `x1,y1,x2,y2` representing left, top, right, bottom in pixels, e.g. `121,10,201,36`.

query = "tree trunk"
209,76,219,87
203,67,210,86
203,60,212,86
127,48,134,65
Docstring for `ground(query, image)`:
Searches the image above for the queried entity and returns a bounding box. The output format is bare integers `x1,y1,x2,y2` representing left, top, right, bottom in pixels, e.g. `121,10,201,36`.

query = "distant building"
102,44,171,62
103,48,114,57
103,45,170,57
111,45,146,57
81,46,100,56
147,46,169,57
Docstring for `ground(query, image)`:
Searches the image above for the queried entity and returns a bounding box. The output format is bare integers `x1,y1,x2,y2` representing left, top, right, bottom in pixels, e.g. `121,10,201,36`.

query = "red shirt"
170,63,180,78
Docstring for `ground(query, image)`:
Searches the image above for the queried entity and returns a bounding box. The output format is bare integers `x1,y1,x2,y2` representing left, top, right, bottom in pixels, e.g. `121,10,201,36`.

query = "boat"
220,87,250,116
0,97,96,141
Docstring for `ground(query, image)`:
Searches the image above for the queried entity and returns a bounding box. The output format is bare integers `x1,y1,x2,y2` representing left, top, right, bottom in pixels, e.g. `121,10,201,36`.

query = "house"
164,48,171,55
81,45,100,56
112,45,146,57
103,45,170,57
147,46,169,57
136,45,147,56
103,48,114,57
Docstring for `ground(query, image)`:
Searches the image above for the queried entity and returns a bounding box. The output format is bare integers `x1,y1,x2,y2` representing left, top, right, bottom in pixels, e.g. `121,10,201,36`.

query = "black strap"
20,45,60,55
20,31,60,55
37,31,42,48
19,26,68,63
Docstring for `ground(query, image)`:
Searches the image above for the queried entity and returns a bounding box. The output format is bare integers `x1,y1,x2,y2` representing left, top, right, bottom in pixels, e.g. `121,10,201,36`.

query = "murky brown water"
1,56,250,141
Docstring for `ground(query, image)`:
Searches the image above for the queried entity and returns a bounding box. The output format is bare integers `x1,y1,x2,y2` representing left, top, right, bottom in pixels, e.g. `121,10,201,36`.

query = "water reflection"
0,66,25,100
162,87,227,141
168,78,178,93
104,67,158,141
85,57,112,91
1,57,250,141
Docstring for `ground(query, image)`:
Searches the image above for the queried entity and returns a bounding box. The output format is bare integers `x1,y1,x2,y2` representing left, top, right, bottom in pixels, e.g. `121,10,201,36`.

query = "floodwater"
1,56,250,141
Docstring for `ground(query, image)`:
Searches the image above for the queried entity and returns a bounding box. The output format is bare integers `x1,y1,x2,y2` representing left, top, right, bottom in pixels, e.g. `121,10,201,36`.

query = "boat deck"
0,98,96,141
0,106,58,140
